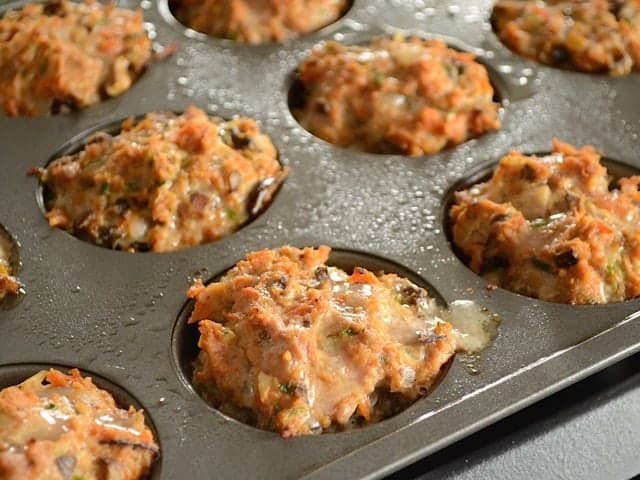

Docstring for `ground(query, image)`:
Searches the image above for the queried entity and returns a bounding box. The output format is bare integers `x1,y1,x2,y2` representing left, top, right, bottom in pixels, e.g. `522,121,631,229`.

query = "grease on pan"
290,35,502,156
32,106,288,253
0,0,159,117
0,368,158,480
168,0,351,44
492,0,640,76
449,139,640,304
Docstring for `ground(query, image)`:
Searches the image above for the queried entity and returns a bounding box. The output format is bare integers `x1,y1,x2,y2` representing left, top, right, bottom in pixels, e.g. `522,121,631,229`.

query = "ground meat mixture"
0,229,20,303
450,139,640,304
33,106,286,253
292,36,501,156
170,0,349,44
0,369,158,480
187,245,456,437
0,0,153,117
492,1,640,76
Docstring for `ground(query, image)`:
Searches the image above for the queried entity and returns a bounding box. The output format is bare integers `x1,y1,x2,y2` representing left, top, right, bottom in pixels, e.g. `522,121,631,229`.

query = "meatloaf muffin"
292,36,501,156
187,245,456,437
492,0,640,76
0,229,20,302
0,369,158,480
33,106,286,253
450,139,640,304
170,0,349,44
0,0,152,117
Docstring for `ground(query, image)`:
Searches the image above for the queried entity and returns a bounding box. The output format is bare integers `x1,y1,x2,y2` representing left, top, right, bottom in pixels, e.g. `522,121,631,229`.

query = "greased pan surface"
0,0,639,479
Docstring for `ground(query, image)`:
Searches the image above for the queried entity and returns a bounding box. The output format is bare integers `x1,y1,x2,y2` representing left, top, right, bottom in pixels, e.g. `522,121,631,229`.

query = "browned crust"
0,0,153,116
293,35,501,155
188,246,456,436
492,0,640,76
450,139,640,304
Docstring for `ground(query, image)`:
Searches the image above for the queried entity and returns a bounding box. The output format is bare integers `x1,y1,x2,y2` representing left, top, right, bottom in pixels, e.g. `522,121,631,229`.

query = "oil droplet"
460,354,481,375
446,300,500,354
447,4,461,16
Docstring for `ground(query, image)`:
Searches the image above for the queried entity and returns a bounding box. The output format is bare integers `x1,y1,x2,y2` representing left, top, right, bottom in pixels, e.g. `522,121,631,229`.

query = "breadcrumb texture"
492,0,640,76
35,106,286,252
0,369,158,480
450,139,640,304
0,231,19,302
171,0,349,44
293,36,501,156
187,246,456,436
0,0,152,117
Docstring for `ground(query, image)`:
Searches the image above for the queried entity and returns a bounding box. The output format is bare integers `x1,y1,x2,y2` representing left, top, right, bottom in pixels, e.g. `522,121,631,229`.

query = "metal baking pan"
0,0,639,478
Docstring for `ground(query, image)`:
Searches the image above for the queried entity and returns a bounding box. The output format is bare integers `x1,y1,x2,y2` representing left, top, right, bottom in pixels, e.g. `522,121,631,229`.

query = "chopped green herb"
529,217,551,228
99,182,111,196
605,260,623,290
530,213,565,229
584,199,595,211
605,272,622,298
45,403,56,410
225,208,238,221
532,257,554,273
606,260,622,277
125,181,140,192
373,71,385,86
85,157,106,170
443,61,457,78
123,33,144,42
279,383,295,394
284,406,306,418
523,13,544,30
341,327,359,336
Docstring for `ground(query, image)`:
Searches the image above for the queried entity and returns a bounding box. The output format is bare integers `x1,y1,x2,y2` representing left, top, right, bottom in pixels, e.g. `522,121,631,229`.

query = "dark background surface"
392,352,640,480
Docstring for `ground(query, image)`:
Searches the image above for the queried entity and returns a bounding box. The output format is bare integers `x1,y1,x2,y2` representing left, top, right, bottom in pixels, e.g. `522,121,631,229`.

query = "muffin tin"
1,0,639,479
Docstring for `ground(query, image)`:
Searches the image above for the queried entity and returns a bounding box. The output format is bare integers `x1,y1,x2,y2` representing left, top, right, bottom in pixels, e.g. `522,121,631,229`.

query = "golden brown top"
450,139,640,303
0,0,152,116
35,106,286,252
0,369,158,480
493,0,640,75
293,36,501,155
171,0,349,43
188,245,456,436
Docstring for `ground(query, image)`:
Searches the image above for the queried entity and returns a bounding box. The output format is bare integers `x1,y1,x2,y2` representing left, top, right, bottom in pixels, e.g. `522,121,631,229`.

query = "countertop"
391,351,640,480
